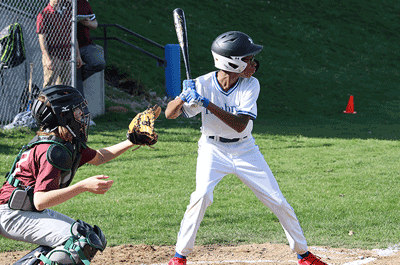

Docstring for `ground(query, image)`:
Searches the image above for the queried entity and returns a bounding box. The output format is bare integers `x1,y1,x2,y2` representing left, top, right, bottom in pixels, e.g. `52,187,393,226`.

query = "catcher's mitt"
127,105,162,146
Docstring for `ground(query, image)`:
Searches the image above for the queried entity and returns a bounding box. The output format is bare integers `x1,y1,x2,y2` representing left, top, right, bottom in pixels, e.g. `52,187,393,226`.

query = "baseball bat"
173,8,191,80
27,63,34,111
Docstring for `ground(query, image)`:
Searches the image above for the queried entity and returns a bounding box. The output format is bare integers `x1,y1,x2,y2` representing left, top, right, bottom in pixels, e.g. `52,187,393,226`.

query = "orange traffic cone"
343,95,356,114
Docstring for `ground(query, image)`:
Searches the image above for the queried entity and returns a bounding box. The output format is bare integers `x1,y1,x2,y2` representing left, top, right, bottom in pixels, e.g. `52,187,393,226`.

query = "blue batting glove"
183,79,196,91
186,89,210,108
179,89,191,102
179,79,196,102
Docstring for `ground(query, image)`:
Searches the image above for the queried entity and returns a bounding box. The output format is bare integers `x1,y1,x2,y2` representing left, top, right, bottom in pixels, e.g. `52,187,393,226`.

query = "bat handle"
29,63,33,93
27,63,34,111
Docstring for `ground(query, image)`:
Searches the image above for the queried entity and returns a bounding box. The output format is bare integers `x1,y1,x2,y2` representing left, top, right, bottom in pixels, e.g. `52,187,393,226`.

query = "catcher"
0,85,160,265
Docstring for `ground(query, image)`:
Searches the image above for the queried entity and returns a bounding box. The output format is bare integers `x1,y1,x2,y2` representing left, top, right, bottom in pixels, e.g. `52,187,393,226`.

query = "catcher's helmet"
211,31,263,73
31,85,90,143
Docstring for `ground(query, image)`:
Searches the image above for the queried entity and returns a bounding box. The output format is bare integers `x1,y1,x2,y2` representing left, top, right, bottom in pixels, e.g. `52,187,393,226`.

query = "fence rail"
92,23,167,67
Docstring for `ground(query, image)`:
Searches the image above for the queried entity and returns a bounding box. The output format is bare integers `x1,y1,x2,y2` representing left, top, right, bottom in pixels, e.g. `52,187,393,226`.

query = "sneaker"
298,252,328,265
89,119,96,126
168,257,186,265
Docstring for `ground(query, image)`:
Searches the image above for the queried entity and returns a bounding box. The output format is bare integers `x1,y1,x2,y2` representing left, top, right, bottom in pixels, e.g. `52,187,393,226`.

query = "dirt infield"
1,243,399,265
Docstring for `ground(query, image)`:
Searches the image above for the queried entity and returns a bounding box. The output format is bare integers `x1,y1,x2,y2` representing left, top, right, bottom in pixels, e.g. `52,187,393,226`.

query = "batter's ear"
254,59,260,72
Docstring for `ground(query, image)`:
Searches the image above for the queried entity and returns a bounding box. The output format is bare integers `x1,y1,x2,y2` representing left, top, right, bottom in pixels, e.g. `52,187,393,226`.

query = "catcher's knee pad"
37,220,107,265
13,246,53,265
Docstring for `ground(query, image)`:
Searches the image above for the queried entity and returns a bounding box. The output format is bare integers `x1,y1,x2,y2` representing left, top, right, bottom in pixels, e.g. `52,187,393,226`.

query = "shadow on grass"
90,92,400,143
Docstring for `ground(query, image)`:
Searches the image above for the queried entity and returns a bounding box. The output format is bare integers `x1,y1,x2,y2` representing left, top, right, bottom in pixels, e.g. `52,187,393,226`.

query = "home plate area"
1,243,399,264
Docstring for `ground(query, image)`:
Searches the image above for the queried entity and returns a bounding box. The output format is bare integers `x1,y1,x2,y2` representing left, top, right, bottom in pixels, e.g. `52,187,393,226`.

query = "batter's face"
239,56,257,78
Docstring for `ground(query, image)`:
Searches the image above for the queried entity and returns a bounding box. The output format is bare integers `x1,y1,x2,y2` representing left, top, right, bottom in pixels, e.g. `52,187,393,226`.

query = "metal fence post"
164,44,180,98
71,0,77,89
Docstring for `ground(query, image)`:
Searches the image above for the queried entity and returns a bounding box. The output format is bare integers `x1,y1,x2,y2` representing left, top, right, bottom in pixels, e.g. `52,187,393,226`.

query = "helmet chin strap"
44,127,58,133
66,125,77,137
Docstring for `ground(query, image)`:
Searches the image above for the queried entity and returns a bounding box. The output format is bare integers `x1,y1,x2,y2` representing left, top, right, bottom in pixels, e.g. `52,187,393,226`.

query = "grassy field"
1,0,400,254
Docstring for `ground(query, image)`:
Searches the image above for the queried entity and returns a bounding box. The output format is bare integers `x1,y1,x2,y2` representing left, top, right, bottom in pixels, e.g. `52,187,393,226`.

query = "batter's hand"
183,79,195,90
186,89,210,108
179,88,192,102
179,79,196,102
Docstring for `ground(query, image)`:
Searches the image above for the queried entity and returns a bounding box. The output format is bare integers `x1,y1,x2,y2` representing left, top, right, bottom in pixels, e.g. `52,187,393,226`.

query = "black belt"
209,136,247,143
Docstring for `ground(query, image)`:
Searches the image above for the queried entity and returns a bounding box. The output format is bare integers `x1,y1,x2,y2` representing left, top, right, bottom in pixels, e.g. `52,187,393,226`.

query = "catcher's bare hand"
127,104,162,146
80,175,114,194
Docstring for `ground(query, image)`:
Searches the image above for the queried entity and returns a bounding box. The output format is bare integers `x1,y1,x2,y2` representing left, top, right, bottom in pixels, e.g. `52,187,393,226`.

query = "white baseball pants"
175,135,308,256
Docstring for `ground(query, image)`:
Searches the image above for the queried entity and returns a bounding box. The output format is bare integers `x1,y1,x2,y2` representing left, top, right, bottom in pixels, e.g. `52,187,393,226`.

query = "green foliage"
93,0,400,122
1,0,400,253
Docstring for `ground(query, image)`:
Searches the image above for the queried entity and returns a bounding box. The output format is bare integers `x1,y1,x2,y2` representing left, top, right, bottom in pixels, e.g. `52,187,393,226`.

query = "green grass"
1,86,400,252
2,0,400,254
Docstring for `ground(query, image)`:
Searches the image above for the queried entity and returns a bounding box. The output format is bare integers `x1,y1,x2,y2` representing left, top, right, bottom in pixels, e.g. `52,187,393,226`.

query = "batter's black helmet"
211,31,263,73
31,85,90,143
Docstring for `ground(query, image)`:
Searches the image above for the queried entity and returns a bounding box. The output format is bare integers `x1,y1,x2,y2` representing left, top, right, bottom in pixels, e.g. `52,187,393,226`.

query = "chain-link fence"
0,0,77,126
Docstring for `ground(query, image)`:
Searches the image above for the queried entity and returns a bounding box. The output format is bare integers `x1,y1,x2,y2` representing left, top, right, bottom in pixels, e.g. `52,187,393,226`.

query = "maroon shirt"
77,0,94,48
0,143,97,205
36,3,71,60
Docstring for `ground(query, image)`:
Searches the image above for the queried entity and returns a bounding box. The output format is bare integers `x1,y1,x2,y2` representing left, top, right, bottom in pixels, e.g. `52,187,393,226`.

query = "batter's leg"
234,145,308,254
175,138,232,256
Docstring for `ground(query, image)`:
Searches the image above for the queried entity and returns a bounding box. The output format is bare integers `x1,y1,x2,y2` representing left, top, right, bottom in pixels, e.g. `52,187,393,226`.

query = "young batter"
0,85,139,265
165,31,327,265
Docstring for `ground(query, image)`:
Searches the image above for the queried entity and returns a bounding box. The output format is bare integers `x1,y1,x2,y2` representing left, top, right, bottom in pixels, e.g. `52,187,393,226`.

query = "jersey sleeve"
237,78,260,120
79,145,97,167
36,12,45,34
181,102,202,118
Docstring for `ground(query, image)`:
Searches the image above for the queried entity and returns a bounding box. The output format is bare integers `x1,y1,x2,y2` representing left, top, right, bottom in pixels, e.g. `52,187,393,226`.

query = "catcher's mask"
31,85,90,143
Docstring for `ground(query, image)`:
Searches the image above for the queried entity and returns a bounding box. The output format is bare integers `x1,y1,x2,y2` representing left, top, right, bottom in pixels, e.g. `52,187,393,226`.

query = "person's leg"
0,205,74,247
0,205,106,265
79,44,106,81
58,58,71,86
42,56,56,88
174,137,232,258
233,138,328,265
75,67,85,97
233,137,308,254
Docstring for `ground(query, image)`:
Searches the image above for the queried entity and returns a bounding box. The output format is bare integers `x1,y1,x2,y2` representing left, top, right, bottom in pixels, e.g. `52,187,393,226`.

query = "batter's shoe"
298,252,328,265
168,257,187,265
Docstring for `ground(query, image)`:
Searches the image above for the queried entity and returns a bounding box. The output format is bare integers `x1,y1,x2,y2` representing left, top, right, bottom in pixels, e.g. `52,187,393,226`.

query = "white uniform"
175,71,308,256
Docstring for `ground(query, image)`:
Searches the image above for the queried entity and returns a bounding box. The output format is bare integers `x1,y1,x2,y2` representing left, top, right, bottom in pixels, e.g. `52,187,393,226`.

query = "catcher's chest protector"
5,135,82,211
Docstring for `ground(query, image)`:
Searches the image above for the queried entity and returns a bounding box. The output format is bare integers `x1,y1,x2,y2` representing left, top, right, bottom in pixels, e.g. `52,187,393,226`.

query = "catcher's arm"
88,140,135,166
165,97,185,119
34,176,113,211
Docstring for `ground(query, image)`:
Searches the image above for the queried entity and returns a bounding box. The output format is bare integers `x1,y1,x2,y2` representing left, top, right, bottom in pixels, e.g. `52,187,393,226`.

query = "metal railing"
92,24,167,67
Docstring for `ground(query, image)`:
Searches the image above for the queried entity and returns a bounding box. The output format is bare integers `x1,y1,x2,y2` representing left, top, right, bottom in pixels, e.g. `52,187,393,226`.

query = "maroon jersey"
36,3,71,60
77,0,94,48
0,143,96,205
